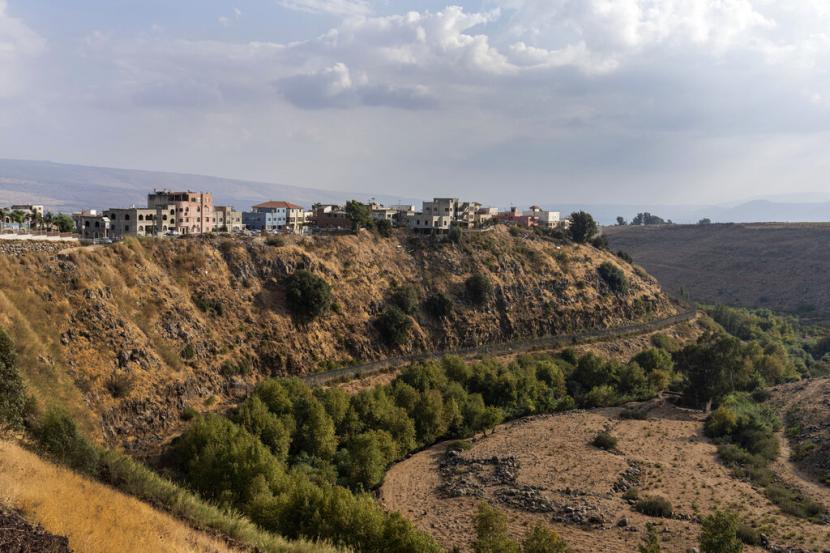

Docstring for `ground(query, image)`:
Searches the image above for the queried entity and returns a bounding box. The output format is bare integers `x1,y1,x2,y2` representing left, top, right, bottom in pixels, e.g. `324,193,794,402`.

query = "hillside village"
0,191,564,242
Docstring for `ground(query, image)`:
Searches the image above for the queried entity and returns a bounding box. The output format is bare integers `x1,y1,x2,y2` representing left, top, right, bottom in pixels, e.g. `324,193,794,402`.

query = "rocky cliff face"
0,227,676,453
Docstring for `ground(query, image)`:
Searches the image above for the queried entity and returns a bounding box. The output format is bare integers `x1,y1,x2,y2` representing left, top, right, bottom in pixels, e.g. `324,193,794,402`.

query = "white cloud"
276,0,371,17
0,0,46,98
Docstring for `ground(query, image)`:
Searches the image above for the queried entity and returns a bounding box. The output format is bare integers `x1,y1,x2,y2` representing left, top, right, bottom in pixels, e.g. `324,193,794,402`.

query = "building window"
125,214,130,220
124,225,129,232
138,214,144,221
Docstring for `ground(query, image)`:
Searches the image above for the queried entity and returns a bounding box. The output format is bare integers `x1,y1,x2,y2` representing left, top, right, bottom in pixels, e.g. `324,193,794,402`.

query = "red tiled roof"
253,201,304,210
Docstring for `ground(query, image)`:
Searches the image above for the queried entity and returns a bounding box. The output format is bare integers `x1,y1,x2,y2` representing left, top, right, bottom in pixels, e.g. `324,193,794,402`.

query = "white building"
243,201,306,233
524,206,560,228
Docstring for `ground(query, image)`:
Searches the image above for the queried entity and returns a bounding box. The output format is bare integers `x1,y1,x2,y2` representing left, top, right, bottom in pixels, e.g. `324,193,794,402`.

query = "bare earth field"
381,403,830,553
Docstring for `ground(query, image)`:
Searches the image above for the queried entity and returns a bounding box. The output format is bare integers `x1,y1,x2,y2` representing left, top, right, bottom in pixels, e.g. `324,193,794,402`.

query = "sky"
2,1,830,206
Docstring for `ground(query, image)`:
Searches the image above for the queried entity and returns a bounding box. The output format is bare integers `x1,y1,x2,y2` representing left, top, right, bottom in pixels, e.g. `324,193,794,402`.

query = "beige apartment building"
214,206,243,232
147,190,215,235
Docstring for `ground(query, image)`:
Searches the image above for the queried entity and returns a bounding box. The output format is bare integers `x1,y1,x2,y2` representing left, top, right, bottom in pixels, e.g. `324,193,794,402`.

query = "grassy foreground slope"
605,223,830,322
0,440,244,553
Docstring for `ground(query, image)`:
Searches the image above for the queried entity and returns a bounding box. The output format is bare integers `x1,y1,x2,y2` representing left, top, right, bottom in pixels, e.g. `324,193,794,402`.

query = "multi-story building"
243,201,305,233
104,207,159,239
407,198,463,234
214,206,243,232
371,206,398,222
147,190,215,235
73,210,111,240
524,206,560,228
11,204,45,218
311,204,351,230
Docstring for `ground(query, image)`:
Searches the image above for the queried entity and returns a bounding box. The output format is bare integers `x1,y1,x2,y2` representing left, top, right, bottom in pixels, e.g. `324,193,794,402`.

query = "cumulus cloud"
276,0,371,17
276,62,436,109
0,0,46,98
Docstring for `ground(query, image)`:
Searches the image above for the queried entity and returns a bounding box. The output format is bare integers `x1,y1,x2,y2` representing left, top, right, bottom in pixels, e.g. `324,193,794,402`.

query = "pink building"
147,190,215,235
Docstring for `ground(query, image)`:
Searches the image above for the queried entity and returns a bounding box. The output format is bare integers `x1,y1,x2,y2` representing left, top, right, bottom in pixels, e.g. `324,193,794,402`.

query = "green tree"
0,329,26,428
337,429,398,489
466,273,493,306
375,305,413,347
233,396,292,463
413,389,449,444
473,503,520,553
616,216,627,226
521,524,569,553
567,212,598,243
283,270,332,320
675,333,755,409
52,213,76,233
171,415,284,505
638,523,661,553
699,510,743,553
345,200,373,231
292,396,338,461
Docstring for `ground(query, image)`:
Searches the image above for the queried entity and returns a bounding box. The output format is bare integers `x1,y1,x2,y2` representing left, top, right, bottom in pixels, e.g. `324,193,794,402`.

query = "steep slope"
0,227,676,452
606,223,830,322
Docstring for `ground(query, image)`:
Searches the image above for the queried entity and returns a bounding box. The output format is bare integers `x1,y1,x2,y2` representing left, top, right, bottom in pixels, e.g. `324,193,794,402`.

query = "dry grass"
0,440,241,553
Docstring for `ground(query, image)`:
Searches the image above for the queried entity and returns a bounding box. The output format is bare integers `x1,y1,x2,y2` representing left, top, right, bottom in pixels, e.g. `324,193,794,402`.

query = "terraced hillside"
0,227,676,452
605,223,830,322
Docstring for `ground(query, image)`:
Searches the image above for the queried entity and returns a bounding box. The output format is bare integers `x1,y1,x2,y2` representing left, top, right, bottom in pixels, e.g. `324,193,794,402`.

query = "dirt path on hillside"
772,434,830,510
381,403,830,553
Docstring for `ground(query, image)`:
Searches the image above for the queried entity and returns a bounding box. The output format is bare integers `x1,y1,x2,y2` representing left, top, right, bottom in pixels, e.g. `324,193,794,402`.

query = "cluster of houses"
4,190,563,242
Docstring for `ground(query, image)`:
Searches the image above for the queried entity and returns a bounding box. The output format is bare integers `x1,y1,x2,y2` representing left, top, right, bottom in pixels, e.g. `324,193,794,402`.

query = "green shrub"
0,329,26,428
472,503,519,553
699,510,742,553
620,408,648,420
105,372,134,398
591,431,617,450
424,292,453,319
597,262,628,294
375,305,413,347
465,274,493,306
284,270,332,320
616,250,633,263
735,523,762,546
634,495,673,518
650,334,680,352
265,236,285,247
33,408,100,475
192,294,224,316
520,524,569,553
390,285,419,315
375,219,392,237
638,523,661,553
181,406,199,421
181,343,196,360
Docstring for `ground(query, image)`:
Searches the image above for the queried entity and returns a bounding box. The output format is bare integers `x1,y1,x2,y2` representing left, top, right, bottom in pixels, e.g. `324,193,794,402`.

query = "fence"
304,307,697,386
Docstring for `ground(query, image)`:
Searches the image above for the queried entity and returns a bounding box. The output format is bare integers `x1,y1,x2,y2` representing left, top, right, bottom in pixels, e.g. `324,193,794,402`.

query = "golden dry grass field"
0,440,242,553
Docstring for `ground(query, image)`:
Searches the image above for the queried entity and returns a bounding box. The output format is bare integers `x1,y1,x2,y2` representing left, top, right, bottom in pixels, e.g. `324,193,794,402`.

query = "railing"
304,307,698,386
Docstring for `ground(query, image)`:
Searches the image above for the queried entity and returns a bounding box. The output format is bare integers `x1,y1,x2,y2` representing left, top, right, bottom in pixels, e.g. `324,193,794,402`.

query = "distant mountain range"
0,159,418,214
1,159,828,224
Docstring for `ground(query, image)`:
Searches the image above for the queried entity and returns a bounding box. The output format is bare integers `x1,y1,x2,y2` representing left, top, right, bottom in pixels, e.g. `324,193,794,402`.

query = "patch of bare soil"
0,507,71,553
381,403,830,553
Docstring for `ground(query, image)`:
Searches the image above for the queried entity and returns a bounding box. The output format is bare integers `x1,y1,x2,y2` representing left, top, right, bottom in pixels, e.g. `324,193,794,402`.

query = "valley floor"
0,440,241,553
380,402,830,553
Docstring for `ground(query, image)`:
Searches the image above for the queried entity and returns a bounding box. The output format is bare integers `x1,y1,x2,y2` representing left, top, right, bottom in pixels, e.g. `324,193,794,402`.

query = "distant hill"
0,159,418,213
605,223,830,322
